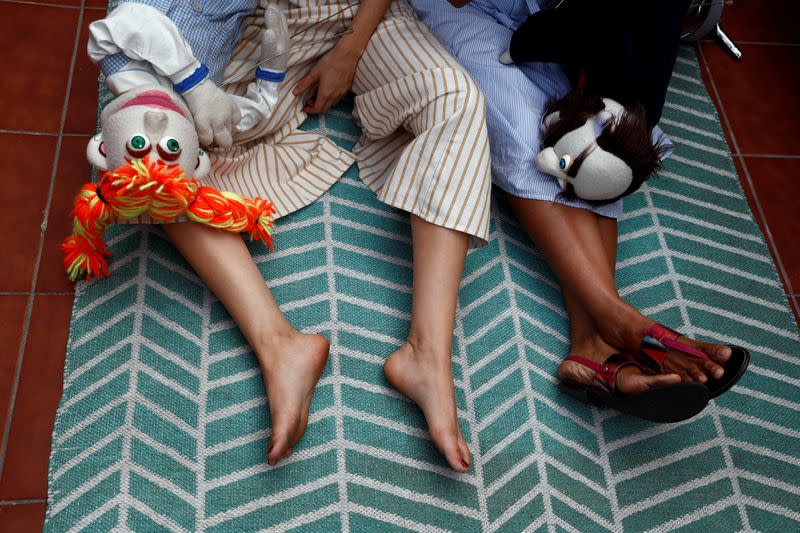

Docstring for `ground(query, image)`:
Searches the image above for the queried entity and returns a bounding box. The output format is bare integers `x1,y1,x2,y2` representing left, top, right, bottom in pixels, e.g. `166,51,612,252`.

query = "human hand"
292,43,360,114
182,78,241,150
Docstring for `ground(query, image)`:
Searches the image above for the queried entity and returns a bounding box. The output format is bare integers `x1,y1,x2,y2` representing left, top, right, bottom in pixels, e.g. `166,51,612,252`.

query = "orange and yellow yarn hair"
62,157,275,281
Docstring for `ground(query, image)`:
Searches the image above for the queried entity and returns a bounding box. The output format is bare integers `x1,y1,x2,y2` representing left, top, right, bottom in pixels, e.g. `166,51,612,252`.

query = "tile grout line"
0,1,84,481
696,44,797,297
0,499,48,505
0,292,76,296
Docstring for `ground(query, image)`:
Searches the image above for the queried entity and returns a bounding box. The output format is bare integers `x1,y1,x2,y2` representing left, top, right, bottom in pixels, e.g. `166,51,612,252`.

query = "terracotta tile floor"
0,1,797,530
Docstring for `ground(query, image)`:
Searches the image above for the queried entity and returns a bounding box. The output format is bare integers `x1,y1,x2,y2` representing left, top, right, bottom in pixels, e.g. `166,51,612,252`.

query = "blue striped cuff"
174,64,209,94
255,68,285,83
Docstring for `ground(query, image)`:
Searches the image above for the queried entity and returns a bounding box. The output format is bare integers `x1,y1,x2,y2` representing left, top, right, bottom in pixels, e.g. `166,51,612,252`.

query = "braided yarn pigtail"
62,157,275,281
186,188,275,246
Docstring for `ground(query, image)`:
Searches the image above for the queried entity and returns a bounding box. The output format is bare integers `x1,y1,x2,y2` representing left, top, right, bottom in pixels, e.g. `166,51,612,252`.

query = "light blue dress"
409,0,624,218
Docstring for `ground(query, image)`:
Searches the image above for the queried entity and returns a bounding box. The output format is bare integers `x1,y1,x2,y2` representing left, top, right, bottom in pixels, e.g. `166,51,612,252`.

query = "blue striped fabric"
410,0,624,218
108,0,256,85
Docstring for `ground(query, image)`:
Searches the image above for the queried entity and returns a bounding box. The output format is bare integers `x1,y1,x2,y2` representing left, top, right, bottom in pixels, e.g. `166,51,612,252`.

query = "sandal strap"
565,354,641,393
643,323,711,363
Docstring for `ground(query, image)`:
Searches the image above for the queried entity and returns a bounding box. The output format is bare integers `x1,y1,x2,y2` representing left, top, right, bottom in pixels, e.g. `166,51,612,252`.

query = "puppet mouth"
121,90,185,116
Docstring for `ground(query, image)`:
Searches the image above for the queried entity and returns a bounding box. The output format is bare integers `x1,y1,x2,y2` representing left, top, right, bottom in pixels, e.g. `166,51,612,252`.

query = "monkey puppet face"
87,84,210,179
535,98,635,202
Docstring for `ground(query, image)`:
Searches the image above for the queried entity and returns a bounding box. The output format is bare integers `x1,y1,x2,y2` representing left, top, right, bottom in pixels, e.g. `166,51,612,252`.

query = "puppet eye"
157,137,182,162
559,155,572,171
126,134,151,158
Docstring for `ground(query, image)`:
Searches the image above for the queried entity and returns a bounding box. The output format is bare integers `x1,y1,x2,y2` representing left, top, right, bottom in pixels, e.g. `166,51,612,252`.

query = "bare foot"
595,303,732,384
258,331,329,465
557,334,681,395
384,343,471,473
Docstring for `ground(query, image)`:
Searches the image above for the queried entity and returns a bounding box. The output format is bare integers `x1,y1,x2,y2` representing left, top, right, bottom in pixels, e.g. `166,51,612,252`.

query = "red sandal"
559,353,709,423
638,324,750,399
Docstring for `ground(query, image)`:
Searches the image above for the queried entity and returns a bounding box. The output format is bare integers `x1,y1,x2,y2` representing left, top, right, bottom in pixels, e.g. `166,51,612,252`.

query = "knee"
449,70,486,120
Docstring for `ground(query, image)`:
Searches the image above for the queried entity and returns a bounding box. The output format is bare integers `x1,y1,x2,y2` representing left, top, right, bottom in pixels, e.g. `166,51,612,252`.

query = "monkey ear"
194,148,211,179
543,110,561,128
86,133,109,171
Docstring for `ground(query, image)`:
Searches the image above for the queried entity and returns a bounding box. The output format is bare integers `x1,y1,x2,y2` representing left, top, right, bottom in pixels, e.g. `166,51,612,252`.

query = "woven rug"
45,46,800,532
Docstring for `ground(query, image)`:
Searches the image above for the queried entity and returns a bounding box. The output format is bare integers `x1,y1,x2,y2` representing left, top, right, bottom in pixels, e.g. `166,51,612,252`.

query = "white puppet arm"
87,3,205,95
88,2,240,149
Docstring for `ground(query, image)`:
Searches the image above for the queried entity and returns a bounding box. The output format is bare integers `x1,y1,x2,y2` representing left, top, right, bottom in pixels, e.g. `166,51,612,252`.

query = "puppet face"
87,84,210,178
536,99,635,202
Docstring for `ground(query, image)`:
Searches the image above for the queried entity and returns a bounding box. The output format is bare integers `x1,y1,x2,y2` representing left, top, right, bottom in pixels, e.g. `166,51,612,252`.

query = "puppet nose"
535,147,562,177
144,110,168,139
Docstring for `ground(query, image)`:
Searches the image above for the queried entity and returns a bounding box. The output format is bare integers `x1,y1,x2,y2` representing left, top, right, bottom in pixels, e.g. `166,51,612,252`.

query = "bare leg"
163,222,329,465
383,215,472,472
507,196,731,383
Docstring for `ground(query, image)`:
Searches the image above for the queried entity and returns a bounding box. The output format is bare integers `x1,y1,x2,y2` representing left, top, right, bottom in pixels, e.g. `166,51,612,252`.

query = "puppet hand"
259,5,290,72
183,79,241,150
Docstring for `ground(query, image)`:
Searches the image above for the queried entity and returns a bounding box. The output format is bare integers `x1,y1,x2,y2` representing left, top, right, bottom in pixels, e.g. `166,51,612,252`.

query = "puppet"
62,85,276,281
534,90,666,202
62,2,290,280
500,0,685,202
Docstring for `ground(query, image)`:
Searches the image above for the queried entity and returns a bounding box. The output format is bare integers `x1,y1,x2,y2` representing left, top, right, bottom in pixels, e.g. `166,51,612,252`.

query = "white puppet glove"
259,5,290,74
182,78,241,151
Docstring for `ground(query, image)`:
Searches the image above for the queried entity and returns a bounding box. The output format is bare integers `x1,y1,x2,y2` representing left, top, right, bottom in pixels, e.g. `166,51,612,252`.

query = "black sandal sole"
559,381,710,423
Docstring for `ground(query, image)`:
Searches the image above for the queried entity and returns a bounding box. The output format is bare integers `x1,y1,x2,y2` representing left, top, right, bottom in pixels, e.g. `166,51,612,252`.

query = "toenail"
461,460,469,468
268,444,274,454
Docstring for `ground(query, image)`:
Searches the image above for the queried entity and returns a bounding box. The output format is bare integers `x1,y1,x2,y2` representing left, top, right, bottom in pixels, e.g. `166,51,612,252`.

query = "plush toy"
499,0,683,202
534,90,666,202
63,1,289,281
87,1,290,150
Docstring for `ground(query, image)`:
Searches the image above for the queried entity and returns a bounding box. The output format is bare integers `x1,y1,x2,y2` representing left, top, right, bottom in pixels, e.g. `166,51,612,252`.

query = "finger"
676,370,691,383
216,128,233,152
230,103,242,126
318,93,339,114
293,70,319,96
304,93,329,115
196,121,213,148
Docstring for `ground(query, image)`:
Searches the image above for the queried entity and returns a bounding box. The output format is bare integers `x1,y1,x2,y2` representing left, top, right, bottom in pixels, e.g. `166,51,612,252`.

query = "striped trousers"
209,0,492,246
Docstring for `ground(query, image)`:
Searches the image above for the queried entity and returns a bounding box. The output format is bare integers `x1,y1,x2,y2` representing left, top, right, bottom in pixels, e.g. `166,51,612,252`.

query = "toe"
267,435,291,465
711,343,732,364
643,373,682,390
689,368,708,383
702,359,725,380
267,422,296,465
442,438,469,473
458,439,472,471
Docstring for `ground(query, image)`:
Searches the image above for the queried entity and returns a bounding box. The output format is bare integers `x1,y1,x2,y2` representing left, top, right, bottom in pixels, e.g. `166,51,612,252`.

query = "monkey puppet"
500,0,690,202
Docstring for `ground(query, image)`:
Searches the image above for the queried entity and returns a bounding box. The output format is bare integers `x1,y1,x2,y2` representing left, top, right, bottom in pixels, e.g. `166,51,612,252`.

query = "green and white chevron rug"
46,47,800,532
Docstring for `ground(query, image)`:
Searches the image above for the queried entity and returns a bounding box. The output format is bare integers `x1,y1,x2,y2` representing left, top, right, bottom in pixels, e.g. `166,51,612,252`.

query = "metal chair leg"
716,24,743,60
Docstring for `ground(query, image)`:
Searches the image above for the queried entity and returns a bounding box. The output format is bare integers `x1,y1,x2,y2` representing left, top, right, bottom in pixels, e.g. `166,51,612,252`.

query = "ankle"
397,338,452,371
569,332,616,363
255,323,299,359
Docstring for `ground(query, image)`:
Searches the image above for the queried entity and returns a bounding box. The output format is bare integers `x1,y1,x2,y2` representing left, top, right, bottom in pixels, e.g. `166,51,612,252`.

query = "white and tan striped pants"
205,0,492,245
